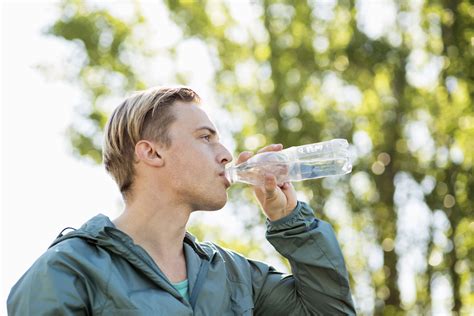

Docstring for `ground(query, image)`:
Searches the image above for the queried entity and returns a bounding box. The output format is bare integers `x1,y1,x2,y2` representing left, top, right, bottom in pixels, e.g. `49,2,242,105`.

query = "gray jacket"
7,201,356,315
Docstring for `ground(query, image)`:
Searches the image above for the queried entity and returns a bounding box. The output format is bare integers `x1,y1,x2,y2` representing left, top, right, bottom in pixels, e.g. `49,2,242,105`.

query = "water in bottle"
225,139,352,186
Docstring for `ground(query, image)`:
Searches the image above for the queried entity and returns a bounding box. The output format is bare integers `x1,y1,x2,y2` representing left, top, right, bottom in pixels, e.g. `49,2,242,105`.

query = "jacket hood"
49,214,210,260
49,214,118,248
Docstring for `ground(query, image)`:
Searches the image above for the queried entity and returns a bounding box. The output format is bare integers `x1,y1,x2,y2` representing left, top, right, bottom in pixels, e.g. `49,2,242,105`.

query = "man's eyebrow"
194,126,218,136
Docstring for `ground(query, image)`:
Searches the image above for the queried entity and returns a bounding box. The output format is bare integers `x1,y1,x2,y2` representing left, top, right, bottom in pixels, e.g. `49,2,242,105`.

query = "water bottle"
225,139,352,186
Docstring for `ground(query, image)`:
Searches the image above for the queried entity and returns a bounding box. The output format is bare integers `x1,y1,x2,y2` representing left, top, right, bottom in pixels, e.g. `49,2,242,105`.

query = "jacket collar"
184,232,209,260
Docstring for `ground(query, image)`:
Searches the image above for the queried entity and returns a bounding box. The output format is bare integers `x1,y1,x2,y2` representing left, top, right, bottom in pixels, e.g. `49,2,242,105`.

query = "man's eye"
201,135,211,141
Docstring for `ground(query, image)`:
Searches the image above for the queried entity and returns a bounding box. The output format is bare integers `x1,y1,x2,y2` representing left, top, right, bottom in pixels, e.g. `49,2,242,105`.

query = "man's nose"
218,145,233,165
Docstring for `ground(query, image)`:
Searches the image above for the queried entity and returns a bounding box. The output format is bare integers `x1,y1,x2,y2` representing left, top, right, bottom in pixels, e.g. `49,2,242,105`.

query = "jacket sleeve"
7,249,91,316
251,201,356,316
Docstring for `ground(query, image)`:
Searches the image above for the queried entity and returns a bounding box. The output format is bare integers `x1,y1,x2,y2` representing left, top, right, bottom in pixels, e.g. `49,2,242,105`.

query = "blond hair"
103,86,201,199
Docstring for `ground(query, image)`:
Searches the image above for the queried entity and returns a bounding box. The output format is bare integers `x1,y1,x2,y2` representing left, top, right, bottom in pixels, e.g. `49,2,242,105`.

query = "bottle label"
296,144,323,155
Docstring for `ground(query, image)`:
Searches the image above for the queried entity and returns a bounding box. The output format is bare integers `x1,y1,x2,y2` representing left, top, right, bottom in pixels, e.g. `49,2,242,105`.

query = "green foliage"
48,0,473,314
47,0,146,162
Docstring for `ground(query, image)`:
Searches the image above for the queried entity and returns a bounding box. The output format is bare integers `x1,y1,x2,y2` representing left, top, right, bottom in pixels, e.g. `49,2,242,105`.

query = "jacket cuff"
266,201,318,232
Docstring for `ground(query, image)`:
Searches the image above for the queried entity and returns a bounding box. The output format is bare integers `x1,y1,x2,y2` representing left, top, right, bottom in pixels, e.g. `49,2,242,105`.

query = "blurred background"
1,0,473,315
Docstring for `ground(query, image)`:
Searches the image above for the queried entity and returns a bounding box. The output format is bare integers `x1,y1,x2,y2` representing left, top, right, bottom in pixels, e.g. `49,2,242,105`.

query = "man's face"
161,102,232,211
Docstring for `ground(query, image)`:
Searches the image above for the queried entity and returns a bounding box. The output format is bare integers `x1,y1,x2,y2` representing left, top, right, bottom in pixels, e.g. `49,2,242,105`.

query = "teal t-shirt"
172,279,189,301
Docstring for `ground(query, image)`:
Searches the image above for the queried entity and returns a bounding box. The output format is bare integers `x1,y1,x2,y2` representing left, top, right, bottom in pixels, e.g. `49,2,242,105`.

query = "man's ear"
135,140,164,167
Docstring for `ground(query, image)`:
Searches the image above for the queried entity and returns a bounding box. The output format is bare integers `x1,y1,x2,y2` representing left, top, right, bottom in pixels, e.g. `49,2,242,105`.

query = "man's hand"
237,144,298,221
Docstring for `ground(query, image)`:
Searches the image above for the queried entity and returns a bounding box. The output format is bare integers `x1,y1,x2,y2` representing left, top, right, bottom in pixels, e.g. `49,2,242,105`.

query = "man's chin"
200,196,228,211
188,195,227,211
209,200,227,211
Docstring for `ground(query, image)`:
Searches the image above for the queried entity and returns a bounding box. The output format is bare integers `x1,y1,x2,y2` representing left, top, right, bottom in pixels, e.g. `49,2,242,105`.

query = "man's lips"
219,172,231,188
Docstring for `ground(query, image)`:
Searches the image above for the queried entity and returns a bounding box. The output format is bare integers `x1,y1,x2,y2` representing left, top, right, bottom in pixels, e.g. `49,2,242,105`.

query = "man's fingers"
257,143,283,154
236,144,283,165
236,151,254,165
279,182,292,191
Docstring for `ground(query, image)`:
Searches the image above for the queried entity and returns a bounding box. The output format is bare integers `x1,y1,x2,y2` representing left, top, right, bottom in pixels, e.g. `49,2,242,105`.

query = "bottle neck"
224,166,236,184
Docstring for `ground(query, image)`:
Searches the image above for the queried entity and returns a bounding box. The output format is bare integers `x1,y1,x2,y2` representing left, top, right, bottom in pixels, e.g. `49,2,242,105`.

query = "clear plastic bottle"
225,139,352,186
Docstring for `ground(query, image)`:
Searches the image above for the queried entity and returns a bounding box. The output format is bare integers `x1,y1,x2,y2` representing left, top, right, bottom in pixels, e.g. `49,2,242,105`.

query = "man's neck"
113,194,190,282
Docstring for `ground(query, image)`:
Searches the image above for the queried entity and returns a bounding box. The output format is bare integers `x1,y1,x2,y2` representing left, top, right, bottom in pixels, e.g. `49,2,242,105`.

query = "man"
8,86,356,315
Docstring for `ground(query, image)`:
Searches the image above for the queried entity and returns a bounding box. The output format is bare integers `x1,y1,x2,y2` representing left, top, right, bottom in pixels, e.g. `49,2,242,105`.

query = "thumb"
264,173,277,199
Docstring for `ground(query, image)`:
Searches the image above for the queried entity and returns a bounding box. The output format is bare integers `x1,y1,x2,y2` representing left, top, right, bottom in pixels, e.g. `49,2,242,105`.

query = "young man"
8,87,356,315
